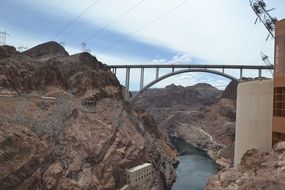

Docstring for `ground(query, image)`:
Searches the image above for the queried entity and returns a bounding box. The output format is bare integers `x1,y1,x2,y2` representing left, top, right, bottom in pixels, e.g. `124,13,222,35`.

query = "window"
273,87,285,117
273,132,285,145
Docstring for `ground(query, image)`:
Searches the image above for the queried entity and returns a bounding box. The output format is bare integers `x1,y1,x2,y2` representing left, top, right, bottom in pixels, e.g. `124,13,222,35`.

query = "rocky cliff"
206,142,285,190
0,42,177,190
136,81,237,164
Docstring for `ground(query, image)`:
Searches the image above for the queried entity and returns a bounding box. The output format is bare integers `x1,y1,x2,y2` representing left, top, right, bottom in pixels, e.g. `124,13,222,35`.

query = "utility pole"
0,31,9,45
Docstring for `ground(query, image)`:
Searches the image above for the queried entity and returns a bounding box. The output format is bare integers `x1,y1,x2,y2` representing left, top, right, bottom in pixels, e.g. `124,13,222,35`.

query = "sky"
0,0,285,90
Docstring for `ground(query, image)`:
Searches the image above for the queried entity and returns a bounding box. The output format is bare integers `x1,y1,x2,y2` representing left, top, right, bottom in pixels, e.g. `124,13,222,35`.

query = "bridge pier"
111,68,117,74
125,68,130,100
140,68,144,90
240,68,243,80
156,67,159,80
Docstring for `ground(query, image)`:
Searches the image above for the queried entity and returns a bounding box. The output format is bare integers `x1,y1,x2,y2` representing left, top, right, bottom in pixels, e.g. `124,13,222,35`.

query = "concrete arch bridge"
106,64,273,103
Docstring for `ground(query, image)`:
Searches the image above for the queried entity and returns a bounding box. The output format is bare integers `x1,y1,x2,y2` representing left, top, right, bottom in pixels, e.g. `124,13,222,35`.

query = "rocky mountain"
0,42,178,190
206,142,285,190
23,41,69,59
136,81,238,165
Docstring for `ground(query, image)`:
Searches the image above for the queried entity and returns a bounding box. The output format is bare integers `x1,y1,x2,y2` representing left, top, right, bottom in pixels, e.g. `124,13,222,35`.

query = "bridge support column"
156,67,159,80
240,68,243,80
125,68,130,100
172,67,175,73
114,68,117,75
140,68,144,90
258,69,262,78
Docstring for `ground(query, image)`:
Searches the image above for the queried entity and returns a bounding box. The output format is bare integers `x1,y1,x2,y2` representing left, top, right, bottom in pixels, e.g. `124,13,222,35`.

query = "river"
171,137,219,190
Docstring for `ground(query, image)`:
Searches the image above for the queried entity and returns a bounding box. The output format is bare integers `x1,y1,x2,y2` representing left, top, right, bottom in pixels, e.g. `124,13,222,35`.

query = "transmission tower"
80,42,91,53
17,45,29,52
59,41,66,48
261,51,273,75
0,31,9,45
250,0,278,40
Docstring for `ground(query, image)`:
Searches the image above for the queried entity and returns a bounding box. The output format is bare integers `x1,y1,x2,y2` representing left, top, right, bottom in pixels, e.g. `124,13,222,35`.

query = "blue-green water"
170,137,218,190
171,154,218,190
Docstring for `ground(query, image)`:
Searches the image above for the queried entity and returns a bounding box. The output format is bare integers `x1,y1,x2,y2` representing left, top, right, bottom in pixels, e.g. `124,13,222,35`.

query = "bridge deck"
106,64,273,70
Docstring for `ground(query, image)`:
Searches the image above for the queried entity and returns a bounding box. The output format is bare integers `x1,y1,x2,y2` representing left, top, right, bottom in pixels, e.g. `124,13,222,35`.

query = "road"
178,122,225,148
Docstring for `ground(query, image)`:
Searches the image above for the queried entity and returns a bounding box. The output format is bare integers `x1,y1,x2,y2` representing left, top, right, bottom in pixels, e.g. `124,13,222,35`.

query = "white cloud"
36,0,283,65
151,54,192,64
5,0,285,66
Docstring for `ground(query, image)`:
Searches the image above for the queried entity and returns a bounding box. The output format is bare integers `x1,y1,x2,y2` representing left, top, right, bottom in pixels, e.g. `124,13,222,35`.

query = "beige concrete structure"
126,163,153,190
234,79,273,166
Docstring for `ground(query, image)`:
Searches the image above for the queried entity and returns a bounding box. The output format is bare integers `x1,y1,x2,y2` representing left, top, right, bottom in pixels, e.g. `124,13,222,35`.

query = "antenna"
250,0,278,40
260,51,273,75
0,31,10,45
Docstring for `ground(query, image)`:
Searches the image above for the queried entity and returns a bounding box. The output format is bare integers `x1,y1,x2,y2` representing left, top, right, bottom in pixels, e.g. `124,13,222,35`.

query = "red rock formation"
0,42,177,189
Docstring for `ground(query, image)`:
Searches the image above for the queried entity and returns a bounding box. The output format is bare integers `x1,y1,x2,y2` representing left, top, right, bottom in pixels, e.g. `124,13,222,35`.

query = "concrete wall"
127,163,153,189
234,79,273,166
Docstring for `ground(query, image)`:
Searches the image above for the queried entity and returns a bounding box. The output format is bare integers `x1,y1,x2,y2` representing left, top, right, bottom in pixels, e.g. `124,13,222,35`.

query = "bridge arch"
130,68,239,103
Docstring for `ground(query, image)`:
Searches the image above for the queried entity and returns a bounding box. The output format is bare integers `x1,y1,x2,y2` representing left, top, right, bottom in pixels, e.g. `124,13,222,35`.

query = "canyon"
136,81,238,165
1,41,280,190
0,42,178,190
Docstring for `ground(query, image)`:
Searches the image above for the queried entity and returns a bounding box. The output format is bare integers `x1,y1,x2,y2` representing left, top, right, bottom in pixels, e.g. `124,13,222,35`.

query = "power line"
81,0,146,45
238,22,256,64
98,0,191,54
51,0,100,40
253,39,268,64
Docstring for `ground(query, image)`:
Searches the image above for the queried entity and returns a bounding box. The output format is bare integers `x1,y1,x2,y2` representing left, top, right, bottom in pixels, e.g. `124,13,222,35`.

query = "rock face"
206,142,285,190
221,80,238,101
0,42,177,190
23,41,69,58
136,81,237,163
